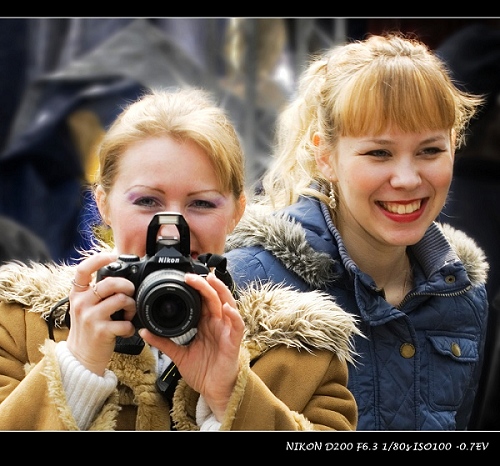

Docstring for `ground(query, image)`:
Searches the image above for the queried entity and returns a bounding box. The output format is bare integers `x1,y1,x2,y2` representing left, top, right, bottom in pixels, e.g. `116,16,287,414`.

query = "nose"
390,157,422,190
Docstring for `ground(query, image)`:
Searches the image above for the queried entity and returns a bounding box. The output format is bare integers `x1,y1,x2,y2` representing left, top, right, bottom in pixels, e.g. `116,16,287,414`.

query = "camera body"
97,212,209,343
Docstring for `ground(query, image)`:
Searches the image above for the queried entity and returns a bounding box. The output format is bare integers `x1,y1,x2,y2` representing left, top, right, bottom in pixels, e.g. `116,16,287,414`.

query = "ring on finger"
92,283,103,301
71,279,90,290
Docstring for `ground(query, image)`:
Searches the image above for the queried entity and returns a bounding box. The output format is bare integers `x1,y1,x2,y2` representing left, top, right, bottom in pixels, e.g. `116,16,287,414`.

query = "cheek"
189,217,231,255
431,160,454,191
339,164,376,198
112,215,150,256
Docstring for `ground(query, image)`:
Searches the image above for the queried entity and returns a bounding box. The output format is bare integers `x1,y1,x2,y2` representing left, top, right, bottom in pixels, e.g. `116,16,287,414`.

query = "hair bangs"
336,58,456,137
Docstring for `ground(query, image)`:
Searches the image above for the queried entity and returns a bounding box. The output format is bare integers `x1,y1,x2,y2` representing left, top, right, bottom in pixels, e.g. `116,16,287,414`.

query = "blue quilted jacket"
225,195,489,430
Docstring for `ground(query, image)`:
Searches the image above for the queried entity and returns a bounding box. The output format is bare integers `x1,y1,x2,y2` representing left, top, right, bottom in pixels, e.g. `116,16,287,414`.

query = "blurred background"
0,16,500,430
0,16,497,263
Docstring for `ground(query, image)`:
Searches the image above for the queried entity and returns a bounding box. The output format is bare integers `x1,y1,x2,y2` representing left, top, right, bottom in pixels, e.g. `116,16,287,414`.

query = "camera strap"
198,253,238,299
114,333,145,355
156,360,180,405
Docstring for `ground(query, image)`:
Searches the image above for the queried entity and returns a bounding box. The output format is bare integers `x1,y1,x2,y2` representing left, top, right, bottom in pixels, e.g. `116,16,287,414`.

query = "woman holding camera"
0,87,360,431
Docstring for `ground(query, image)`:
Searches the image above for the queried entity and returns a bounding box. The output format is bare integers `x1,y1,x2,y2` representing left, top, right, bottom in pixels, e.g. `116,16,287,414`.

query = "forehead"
114,137,220,189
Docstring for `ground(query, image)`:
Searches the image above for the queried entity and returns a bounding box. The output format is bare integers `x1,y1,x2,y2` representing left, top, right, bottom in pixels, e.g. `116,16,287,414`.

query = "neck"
338,225,412,306
378,257,413,306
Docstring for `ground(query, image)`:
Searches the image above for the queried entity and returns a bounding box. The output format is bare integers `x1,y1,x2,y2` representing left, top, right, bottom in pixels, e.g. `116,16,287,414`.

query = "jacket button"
451,342,461,357
445,275,456,284
400,343,416,358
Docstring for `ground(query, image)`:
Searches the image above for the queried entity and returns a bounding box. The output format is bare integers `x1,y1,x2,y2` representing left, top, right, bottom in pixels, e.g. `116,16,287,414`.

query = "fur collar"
226,203,489,288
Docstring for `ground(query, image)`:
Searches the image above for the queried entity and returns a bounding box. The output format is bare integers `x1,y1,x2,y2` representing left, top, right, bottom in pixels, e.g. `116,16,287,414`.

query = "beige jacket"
0,259,360,430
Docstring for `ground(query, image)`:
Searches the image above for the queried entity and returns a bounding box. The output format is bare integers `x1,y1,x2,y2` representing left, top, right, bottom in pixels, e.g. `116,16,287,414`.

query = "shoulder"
0,260,75,317
437,222,489,286
237,282,362,364
226,202,335,288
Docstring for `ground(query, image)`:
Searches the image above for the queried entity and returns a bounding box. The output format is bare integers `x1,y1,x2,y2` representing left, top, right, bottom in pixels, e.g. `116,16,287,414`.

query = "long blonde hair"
260,33,484,210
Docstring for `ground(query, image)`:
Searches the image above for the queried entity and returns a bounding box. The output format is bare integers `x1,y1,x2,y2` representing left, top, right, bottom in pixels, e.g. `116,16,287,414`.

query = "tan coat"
0,260,360,431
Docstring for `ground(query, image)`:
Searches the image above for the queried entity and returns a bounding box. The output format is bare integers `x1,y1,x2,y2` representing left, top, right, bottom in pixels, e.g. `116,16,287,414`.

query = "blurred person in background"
0,215,51,265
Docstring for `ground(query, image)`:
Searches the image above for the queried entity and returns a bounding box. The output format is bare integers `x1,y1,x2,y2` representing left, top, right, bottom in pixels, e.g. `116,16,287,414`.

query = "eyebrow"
363,135,447,145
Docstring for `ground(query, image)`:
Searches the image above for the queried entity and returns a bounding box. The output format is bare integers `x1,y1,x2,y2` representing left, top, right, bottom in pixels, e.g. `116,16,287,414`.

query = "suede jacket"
224,195,490,430
0,253,360,431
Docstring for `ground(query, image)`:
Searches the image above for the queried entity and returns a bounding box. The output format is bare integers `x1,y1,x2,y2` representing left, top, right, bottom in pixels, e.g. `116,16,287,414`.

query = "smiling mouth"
378,200,422,214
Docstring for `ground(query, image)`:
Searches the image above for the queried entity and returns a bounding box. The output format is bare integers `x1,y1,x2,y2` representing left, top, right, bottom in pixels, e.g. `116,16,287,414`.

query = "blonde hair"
92,87,245,243
260,33,484,210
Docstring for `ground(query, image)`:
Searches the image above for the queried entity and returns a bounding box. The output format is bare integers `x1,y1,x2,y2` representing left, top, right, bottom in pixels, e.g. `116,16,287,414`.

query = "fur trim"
226,204,335,288
219,346,252,430
87,390,121,431
170,345,252,430
109,345,171,430
0,253,361,364
237,281,361,364
0,261,75,326
1,244,361,430
40,339,80,430
437,222,489,286
170,377,199,430
227,204,489,289
40,339,122,431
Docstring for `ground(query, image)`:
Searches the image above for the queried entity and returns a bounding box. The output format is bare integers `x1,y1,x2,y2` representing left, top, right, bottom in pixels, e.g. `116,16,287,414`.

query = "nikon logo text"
158,258,181,264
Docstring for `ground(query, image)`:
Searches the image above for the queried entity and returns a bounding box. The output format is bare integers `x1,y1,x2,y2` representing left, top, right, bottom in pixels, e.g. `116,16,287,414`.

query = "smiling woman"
225,32,490,431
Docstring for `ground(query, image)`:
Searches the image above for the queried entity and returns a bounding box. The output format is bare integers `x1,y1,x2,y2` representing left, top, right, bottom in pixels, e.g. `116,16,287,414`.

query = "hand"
139,272,244,421
66,252,137,376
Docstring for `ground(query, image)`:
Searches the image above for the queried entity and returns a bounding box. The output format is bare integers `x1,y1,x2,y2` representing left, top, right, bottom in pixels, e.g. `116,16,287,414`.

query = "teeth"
380,200,421,214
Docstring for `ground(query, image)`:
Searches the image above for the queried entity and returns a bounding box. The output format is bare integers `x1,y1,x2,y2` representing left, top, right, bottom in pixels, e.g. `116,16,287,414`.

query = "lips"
378,200,422,214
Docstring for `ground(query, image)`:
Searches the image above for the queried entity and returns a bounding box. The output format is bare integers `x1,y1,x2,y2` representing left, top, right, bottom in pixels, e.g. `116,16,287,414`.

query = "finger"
185,273,222,318
73,252,118,292
90,279,137,320
92,283,104,302
71,278,90,290
139,328,180,358
108,319,137,339
223,302,245,333
91,276,135,299
205,273,237,306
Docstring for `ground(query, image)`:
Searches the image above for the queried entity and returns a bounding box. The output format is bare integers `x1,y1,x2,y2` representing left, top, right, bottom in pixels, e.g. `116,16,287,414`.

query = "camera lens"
136,269,201,338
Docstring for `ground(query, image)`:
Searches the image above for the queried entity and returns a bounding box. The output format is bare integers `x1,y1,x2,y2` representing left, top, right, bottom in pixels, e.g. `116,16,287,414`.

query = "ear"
313,132,337,181
95,185,110,226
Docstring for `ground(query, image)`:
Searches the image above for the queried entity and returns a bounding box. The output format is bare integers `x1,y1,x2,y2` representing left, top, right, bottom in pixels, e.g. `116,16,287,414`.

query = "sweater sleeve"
55,341,117,430
195,395,222,431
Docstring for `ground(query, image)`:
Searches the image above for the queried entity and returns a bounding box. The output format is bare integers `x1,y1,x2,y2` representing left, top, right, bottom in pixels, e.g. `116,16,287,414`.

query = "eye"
419,147,444,156
191,199,217,209
134,196,161,208
366,149,391,158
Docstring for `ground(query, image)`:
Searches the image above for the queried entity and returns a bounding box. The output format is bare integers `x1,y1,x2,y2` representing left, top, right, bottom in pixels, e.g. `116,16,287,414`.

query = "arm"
225,345,357,431
0,301,119,431
0,304,79,430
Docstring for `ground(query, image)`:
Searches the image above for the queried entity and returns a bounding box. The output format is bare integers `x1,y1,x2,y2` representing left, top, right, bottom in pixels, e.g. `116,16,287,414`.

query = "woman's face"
328,128,454,249
96,136,245,259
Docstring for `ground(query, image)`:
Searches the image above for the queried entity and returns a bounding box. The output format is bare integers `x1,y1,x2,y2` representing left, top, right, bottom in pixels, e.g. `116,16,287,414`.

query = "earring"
329,181,337,210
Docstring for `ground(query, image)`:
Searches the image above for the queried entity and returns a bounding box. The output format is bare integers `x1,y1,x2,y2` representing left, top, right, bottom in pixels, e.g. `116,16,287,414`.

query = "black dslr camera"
96,212,210,343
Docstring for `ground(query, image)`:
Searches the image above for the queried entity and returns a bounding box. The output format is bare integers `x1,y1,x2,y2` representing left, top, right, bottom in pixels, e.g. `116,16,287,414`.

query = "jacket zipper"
397,285,472,310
